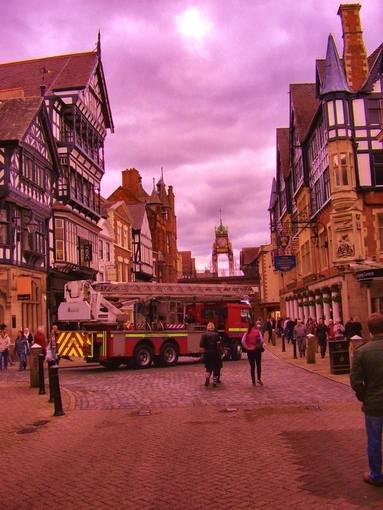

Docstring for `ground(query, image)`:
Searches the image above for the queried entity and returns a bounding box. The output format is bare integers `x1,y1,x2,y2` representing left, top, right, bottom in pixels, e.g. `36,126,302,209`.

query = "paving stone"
0,352,378,510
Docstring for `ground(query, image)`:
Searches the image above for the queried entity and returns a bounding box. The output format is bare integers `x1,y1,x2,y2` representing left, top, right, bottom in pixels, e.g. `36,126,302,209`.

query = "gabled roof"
0,96,43,141
276,127,290,179
240,247,260,266
317,42,383,94
362,44,383,93
368,43,383,70
104,199,133,224
127,203,146,230
0,52,97,96
290,83,319,142
0,50,113,130
320,34,351,95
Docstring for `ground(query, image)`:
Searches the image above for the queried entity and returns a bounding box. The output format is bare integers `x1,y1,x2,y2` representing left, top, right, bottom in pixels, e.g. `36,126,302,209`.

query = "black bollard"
48,360,54,403
50,365,65,417
292,339,298,359
38,354,46,395
281,334,286,352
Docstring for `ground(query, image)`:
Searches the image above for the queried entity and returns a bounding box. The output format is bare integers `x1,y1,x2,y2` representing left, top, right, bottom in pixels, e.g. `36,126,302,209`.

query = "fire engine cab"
57,280,256,369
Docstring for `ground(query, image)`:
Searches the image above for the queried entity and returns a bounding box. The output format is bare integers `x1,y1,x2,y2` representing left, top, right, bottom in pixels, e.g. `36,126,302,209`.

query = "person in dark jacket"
285,318,295,344
316,318,328,358
200,322,223,387
351,313,383,487
345,318,354,340
15,330,30,370
350,316,363,338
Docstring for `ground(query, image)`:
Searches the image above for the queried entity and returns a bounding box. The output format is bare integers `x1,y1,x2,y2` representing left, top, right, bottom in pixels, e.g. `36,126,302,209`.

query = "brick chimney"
337,3,369,91
121,168,140,193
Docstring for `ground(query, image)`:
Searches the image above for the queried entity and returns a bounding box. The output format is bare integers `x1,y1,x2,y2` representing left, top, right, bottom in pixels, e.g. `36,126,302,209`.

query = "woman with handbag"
242,320,265,386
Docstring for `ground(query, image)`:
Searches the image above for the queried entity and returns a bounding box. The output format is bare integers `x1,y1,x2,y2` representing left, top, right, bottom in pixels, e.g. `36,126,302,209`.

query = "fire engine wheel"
159,343,179,366
134,344,153,369
231,341,242,361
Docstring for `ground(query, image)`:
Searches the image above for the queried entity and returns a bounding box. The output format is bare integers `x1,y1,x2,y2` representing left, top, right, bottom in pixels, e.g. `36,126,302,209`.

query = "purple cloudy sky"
1,0,382,269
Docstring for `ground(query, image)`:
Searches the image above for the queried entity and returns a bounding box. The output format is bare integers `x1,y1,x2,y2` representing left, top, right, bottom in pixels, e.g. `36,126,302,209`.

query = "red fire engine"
57,280,255,369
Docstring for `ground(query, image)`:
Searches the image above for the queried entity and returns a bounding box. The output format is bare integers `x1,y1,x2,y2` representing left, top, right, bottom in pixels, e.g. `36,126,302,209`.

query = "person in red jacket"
34,326,47,354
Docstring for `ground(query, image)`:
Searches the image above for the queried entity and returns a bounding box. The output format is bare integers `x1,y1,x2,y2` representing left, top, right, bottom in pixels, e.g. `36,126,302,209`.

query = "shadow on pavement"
280,429,382,507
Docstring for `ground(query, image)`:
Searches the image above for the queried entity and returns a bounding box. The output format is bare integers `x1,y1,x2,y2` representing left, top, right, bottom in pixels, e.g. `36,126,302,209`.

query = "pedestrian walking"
328,319,335,342
200,322,223,387
345,317,354,341
316,318,328,358
34,326,47,355
0,323,10,370
8,333,15,366
285,317,295,345
334,320,345,338
46,325,59,364
15,330,30,371
241,320,264,386
293,319,307,357
266,317,273,344
23,327,34,347
350,316,363,338
350,313,383,487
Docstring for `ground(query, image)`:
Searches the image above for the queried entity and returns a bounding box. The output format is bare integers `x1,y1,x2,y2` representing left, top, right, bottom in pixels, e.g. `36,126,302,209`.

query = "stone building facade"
108,168,178,282
269,3,383,333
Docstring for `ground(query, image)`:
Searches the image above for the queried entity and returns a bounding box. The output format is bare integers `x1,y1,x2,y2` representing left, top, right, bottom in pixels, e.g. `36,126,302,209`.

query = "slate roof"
290,83,319,142
316,42,383,90
147,178,162,205
0,96,43,141
321,34,351,95
276,127,290,179
127,203,146,230
240,247,260,266
0,52,97,97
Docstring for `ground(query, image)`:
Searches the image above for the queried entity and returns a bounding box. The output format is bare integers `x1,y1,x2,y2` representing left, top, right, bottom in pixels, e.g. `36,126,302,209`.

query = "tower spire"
321,33,350,95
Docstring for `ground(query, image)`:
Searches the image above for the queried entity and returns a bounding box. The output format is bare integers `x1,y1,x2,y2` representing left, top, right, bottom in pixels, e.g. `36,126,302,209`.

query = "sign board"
16,276,32,301
274,255,296,272
356,268,383,281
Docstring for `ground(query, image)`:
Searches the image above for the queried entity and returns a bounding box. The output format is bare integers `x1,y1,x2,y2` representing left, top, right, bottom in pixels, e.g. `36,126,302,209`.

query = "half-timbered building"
0,39,114,324
0,97,59,334
271,3,383,332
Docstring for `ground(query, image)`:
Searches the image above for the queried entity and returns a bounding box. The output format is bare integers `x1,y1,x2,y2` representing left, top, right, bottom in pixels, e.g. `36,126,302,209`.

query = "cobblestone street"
0,351,381,509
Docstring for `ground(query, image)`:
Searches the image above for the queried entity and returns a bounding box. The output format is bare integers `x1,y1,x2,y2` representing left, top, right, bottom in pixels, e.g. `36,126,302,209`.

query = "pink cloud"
0,0,381,269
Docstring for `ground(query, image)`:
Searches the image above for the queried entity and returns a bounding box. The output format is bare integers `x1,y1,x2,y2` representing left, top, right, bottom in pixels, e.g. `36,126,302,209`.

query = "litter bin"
329,337,350,374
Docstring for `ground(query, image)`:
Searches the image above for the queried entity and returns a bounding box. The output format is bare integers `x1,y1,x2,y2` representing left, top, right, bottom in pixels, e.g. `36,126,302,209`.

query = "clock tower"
212,213,234,276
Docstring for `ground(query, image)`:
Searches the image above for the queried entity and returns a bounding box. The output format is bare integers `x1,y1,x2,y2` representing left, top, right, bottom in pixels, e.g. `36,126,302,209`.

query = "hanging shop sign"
274,255,296,272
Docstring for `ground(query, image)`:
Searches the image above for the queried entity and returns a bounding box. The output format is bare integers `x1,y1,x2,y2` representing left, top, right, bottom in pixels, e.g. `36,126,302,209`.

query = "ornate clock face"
217,237,227,248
